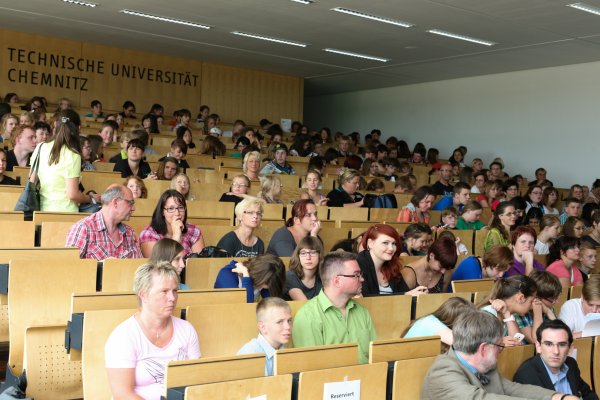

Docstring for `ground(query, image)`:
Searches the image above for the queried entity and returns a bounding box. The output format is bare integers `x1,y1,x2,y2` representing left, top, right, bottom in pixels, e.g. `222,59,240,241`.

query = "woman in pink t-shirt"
546,236,583,289
105,261,200,400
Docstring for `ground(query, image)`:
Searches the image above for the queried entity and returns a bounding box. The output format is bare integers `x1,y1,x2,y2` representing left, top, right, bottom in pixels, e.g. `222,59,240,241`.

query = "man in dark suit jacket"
513,319,597,400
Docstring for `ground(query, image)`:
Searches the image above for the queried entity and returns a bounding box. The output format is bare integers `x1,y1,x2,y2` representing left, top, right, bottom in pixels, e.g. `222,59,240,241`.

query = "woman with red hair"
357,224,428,296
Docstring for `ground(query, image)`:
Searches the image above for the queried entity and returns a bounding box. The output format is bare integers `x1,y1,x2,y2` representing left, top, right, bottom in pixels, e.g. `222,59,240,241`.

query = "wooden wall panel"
0,28,303,123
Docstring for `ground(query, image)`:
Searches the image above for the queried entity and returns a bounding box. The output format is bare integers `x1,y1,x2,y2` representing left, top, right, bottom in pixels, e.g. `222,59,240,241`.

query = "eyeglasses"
243,210,263,217
486,342,505,352
232,183,248,188
337,272,363,280
299,250,319,257
119,198,135,206
164,206,186,213
541,341,569,350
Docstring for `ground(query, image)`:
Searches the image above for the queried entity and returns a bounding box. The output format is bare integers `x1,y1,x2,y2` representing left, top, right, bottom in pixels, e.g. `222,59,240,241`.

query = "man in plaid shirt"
66,184,143,260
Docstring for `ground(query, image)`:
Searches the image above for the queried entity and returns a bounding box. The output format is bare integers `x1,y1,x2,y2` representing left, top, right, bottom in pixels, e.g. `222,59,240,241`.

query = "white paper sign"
322,379,361,400
280,119,292,132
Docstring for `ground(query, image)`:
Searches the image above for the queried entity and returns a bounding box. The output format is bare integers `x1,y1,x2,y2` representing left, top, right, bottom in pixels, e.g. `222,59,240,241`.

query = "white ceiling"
3,0,600,96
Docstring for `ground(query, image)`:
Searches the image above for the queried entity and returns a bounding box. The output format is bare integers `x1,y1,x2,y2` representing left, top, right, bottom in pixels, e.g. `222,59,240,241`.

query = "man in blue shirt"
237,297,292,376
514,319,597,399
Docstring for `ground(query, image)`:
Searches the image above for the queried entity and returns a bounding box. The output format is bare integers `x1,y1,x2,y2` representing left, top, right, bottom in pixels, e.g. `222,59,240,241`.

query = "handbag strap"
28,143,43,181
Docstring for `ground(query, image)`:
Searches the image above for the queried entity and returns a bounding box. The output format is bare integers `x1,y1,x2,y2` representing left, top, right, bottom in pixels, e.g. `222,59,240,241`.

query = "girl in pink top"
546,236,583,288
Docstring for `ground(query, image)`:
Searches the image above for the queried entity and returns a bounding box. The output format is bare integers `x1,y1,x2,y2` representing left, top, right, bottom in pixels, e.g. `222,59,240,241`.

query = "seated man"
433,181,471,212
237,297,292,376
292,251,376,364
422,310,577,400
6,125,36,171
66,184,143,260
85,99,104,119
513,319,597,400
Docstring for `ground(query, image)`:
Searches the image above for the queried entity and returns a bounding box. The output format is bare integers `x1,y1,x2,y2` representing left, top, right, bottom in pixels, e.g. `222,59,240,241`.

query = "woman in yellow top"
31,110,100,212
484,201,518,253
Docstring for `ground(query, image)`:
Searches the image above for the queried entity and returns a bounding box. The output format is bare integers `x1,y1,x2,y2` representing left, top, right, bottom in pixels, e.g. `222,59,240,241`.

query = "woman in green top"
456,200,486,230
484,201,518,252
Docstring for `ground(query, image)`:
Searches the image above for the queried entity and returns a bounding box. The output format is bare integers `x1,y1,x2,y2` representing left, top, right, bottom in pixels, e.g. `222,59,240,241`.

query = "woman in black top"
0,149,18,185
326,168,364,207
357,224,427,297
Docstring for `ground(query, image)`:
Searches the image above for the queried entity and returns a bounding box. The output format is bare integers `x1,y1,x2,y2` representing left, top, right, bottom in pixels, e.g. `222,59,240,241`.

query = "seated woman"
139,190,205,257
451,244,513,282
125,175,148,199
396,185,435,223
401,236,457,294
559,274,600,337
501,179,519,203
258,175,283,204
155,157,180,181
455,200,486,230
582,211,600,247
535,214,560,255
176,125,196,150
403,297,476,351
266,199,321,257
219,174,255,205
479,275,537,346
477,180,501,211
105,261,200,399
217,198,265,258
243,151,261,181
506,226,545,276
149,238,190,290
113,138,152,179
360,159,382,178
563,216,586,239
524,185,544,214
542,186,560,215
470,171,486,194
300,169,328,206
170,173,191,200
484,201,517,253
326,168,364,208
80,136,96,171
0,149,18,185
357,224,428,296
400,223,433,256
214,254,286,303
283,236,324,300
546,235,584,288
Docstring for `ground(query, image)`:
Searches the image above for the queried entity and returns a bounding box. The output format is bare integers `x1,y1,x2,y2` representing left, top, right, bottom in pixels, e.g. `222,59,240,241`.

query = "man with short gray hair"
66,184,142,260
421,311,578,400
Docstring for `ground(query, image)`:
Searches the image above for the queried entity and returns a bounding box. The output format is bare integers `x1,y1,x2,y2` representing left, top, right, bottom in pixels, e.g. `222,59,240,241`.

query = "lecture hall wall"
305,61,600,188
0,28,304,125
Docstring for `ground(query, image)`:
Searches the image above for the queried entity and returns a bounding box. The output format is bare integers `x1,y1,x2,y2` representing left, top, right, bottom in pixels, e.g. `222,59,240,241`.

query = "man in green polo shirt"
292,251,376,364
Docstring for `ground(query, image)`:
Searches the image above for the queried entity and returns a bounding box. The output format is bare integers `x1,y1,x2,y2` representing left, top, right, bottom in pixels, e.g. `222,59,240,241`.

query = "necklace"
137,313,168,341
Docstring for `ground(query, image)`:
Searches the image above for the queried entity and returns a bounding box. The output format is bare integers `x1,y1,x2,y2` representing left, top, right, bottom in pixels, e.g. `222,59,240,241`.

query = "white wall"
305,61,600,188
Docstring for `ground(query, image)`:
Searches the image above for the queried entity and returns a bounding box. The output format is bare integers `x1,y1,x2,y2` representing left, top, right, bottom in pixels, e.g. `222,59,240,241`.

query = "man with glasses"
66,184,142,260
422,311,576,399
292,251,376,364
514,319,597,399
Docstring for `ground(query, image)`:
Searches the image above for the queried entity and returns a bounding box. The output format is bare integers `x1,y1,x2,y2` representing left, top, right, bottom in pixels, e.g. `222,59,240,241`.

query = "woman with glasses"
559,274,600,338
358,224,428,297
479,275,538,346
282,237,323,300
546,236,584,288
219,174,256,205
484,202,518,253
139,189,205,257
525,185,544,214
217,198,265,258
267,199,322,257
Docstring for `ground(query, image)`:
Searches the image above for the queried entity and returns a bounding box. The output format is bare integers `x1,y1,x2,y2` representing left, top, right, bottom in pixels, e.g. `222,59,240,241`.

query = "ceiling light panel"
120,9,212,29
62,0,97,7
231,31,308,47
427,29,496,46
331,7,413,28
290,0,313,4
323,48,389,62
567,3,600,16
